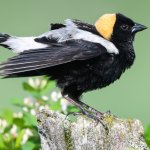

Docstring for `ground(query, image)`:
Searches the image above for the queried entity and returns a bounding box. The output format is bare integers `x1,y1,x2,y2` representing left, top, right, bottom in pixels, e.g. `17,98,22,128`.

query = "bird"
0,13,147,121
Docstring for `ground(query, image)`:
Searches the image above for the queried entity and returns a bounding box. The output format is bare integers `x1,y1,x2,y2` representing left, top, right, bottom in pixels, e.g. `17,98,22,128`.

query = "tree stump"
37,109,149,150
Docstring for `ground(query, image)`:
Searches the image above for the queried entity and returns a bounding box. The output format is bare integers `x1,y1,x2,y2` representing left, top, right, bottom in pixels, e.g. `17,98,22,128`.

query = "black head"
95,13,147,66
112,13,147,43
95,13,147,44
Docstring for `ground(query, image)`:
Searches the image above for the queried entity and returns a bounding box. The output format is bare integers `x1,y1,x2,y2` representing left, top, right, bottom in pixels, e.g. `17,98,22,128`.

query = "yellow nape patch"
95,14,116,40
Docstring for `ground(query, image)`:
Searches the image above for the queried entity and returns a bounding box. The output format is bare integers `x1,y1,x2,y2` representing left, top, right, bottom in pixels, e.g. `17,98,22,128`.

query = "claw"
61,92,109,133
66,112,82,119
80,108,109,133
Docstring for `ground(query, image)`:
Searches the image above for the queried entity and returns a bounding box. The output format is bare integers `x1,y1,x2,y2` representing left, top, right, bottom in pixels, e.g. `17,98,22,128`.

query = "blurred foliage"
0,77,79,150
144,125,150,148
0,76,149,149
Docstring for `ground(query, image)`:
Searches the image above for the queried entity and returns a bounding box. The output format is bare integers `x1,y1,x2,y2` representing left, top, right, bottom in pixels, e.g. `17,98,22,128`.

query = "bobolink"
0,13,147,121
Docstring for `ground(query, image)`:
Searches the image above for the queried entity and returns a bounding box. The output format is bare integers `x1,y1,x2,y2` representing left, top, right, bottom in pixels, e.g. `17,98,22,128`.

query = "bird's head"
95,13,147,43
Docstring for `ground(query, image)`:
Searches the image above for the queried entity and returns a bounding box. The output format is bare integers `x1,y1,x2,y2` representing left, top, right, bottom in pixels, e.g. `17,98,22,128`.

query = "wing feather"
0,40,106,77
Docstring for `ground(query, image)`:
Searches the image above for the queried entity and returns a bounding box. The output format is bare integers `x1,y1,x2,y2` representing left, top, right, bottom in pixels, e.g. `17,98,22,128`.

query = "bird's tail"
0,33,48,53
0,33,10,48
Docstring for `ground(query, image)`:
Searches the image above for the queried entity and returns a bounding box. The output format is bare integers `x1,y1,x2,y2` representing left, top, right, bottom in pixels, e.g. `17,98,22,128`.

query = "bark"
37,109,149,150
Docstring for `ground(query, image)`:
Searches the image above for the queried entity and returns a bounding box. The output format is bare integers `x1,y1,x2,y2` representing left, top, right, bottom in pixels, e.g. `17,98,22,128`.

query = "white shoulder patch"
2,37,48,53
0,19,118,54
46,19,119,54
65,19,77,28
73,29,119,54
7,19,119,54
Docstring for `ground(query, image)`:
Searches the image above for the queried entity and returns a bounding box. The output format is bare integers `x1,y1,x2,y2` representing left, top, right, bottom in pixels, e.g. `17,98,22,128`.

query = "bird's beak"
132,23,147,34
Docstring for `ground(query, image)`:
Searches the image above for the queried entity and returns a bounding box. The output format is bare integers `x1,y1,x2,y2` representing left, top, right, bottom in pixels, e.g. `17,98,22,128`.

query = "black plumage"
71,19,100,35
0,13,147,120
0,33,11,49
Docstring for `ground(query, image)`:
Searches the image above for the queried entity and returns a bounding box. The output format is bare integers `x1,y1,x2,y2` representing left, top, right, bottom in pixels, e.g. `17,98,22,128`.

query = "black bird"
0,13,147,120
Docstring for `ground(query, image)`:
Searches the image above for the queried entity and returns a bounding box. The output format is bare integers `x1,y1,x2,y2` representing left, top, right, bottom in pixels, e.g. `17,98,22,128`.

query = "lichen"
64,123,74,150
127,118,134,132
37,110,149,150
103,114,114,127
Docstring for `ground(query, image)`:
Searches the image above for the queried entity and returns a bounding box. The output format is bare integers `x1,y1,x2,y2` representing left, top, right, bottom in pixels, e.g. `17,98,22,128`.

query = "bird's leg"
62,93,108,130
77,100,107,127
78,100,103,116
61,93,87,113
61,91,103,116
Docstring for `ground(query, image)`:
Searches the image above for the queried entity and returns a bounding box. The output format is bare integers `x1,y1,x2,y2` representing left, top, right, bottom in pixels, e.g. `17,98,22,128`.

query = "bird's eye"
121,24,129,30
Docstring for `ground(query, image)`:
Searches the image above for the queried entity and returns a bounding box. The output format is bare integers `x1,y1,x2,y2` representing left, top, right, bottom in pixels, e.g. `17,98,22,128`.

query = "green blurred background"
0,0,149,126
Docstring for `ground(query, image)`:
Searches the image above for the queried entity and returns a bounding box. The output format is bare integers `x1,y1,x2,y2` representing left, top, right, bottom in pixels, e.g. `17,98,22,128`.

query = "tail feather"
0,46,68,78
0,33,11,49
0,33,48,53
2,68,50,78
0,62,53,76
0,33,10,43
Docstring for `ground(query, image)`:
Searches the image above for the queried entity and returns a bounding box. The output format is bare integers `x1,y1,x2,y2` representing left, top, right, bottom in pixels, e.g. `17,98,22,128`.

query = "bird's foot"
66,108,109,132
78,101,103,116
61,93,109,132
65,112,82,119
80,108,109,133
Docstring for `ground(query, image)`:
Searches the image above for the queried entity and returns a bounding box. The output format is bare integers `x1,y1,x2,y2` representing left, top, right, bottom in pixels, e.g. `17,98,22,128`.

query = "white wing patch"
40,19,119,54
1,19,119,54
72,29,119,54
2,37,48,53
65,19,119,54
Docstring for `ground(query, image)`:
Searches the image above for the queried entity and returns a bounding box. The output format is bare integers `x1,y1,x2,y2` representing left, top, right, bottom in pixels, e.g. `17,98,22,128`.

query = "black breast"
49,53,130,100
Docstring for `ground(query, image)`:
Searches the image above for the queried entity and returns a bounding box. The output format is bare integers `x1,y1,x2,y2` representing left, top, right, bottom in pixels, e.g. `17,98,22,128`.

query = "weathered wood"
37,109,149,150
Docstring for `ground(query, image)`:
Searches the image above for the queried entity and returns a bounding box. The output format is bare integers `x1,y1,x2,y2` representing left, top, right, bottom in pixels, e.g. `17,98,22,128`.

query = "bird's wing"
71,19,100,35
50,23,65,30
49,19,99,35
35,19,119,54
0,19,118,54
0,40,107,76
36,19,99,44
